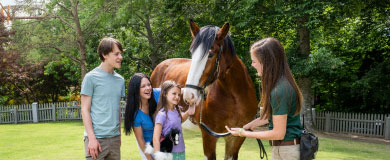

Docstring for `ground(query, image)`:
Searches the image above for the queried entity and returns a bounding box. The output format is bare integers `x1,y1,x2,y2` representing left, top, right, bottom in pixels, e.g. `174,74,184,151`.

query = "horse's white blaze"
183,44,209,104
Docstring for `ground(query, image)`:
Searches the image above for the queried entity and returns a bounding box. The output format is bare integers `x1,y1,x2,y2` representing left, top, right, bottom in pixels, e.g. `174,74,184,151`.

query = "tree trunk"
297,78,314,130
71,0,87,80
144,15,158,69
79,44,87,80
297,14,314,131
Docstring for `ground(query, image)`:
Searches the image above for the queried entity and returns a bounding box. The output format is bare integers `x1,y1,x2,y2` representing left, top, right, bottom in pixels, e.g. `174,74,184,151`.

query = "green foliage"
3,0,390,113
311,1,390,113
112,0,193,68
289,47,344,78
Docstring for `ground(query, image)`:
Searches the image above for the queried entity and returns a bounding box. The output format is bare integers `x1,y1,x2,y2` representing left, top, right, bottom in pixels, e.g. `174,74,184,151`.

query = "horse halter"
185,44,223,99
184,43,231,138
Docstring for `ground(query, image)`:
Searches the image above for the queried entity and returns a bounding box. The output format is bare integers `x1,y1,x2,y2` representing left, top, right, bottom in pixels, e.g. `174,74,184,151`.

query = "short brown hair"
97,37,123,61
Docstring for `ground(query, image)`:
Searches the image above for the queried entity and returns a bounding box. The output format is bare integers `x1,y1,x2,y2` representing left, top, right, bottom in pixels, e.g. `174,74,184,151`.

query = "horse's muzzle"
183,88,199,105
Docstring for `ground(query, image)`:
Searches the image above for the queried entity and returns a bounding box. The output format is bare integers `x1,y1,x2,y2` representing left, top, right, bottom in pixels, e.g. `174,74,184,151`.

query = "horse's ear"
216,22,230,41
189,19,200,38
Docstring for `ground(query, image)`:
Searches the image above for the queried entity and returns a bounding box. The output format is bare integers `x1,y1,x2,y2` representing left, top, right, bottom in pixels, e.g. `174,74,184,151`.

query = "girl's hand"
187,104,196,115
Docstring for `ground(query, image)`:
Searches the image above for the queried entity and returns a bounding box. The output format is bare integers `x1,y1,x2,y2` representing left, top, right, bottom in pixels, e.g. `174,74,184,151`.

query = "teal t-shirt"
81,67,125,138
268,78,302,141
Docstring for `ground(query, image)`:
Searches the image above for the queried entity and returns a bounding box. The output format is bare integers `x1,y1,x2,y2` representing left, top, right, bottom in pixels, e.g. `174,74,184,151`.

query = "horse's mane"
190,25,235,58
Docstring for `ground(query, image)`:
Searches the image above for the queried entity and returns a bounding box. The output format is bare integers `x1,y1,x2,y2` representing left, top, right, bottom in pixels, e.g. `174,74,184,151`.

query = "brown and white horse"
151,20,258,160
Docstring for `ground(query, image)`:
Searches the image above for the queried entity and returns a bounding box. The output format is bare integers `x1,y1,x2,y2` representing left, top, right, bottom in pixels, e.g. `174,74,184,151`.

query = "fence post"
52,104,56,121
32,102,38,123
325,113,331,132
13,108,18,124
385,117,390,140
312,108,316,127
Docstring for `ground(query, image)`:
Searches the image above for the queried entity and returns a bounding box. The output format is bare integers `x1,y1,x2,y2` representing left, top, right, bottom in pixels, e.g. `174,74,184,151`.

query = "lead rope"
256,138,268,159
251,115,268,159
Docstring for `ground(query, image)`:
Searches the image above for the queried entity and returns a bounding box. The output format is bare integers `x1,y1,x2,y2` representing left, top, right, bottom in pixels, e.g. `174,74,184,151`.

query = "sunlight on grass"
0,121,389,160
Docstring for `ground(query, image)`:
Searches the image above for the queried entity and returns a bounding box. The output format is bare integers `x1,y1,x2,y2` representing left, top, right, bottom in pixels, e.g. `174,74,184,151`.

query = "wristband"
238,128,243,137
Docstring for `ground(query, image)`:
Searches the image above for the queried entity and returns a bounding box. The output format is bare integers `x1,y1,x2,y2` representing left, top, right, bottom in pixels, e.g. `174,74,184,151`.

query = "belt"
269,138,300,146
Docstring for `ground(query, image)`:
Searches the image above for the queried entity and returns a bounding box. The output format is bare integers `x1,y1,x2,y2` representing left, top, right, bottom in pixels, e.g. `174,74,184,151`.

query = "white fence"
2,102,390,140
314,111,390,139
0,101,126,124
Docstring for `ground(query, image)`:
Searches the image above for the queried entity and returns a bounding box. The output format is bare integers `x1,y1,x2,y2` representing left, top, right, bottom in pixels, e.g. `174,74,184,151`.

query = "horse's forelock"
190,26,219,58
190,25,235,58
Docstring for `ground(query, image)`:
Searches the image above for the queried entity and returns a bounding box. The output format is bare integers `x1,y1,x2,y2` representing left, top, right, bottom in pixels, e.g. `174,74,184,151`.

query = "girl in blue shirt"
124,73,158,160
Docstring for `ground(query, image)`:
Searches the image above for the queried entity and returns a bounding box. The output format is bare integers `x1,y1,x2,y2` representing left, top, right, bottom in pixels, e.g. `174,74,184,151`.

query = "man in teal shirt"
81,37,125,160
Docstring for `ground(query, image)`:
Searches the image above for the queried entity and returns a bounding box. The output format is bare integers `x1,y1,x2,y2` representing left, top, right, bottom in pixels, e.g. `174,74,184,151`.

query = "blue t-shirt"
153,88,161,103
81,67,125,138
134,110,154,142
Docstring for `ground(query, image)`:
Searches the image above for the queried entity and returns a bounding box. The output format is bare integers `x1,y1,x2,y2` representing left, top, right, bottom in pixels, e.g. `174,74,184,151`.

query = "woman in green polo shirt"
226,37,303,160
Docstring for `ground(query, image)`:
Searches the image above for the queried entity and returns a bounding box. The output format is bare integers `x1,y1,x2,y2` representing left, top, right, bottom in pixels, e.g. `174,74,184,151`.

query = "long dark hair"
124,73,157,135
251,37,303,119
154,80,182,121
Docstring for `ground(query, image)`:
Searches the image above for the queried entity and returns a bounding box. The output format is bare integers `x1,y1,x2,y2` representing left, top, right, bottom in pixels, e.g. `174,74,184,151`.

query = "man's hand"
88,137,102,159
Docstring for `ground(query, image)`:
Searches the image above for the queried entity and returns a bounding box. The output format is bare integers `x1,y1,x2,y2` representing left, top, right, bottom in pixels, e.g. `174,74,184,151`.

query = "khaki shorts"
271,144,300,160
84,135,121,160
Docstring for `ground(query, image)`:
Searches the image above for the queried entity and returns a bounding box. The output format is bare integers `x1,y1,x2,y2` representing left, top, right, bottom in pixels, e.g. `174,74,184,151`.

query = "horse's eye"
208,53,214,59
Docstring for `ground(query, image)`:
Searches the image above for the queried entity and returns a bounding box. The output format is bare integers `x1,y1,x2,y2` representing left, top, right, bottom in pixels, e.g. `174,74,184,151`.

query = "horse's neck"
218,55,251,87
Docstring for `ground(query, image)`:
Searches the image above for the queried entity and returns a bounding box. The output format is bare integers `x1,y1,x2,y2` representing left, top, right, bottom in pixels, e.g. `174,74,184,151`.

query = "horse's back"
151,58,191,88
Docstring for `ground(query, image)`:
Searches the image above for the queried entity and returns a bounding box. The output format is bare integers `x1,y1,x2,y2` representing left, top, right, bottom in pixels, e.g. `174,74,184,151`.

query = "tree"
43,0,122,79
113,0,187,70
0,15,17,104
3,0,389,114
313,0,390,113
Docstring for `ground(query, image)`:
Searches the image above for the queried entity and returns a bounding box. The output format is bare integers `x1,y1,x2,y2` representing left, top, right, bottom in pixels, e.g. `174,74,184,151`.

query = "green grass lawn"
0,121,389,160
